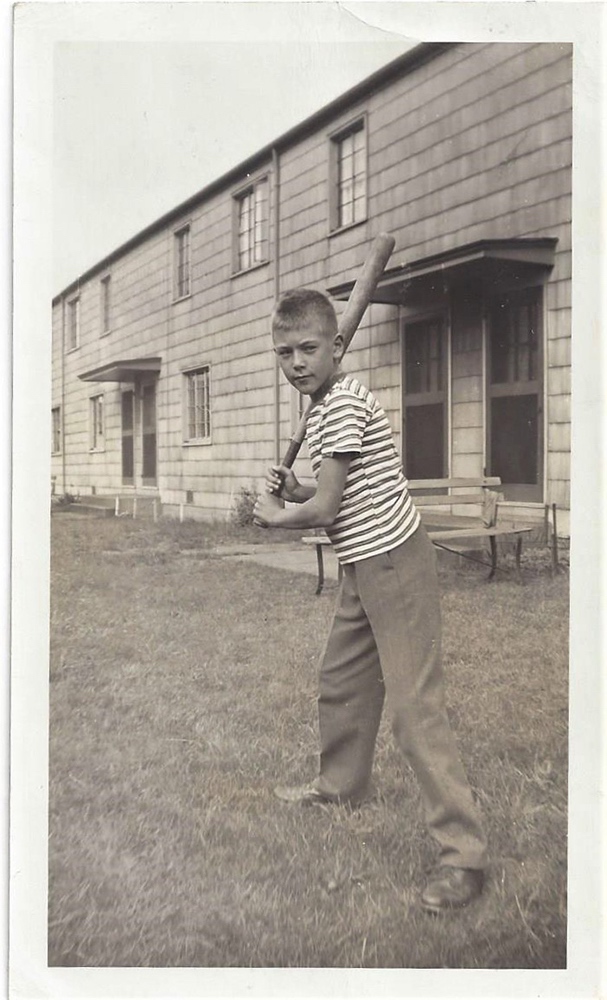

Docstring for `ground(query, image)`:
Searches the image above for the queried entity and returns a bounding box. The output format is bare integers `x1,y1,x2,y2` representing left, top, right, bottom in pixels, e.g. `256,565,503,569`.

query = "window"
67,296,80,351
100,276,111,334
184,367,211,442
174,226,191,299
90,394,104,451
330,119,366,231
487,287,543,501
235,178,269,271
52,407,61,454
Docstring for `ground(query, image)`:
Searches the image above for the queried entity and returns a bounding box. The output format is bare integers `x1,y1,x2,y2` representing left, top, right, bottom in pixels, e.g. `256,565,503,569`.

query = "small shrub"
52,492,80,507
231,484,259,526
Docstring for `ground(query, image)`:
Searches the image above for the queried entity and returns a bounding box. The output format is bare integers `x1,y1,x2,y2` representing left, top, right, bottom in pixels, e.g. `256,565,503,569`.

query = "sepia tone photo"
10,2,605,996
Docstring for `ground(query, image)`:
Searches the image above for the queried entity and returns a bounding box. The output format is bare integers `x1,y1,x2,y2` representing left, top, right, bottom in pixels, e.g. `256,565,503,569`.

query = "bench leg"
488,535,497,581
315,544,325,596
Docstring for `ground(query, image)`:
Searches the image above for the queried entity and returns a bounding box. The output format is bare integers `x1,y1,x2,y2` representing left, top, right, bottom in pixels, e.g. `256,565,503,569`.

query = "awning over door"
78,357,162,382
328,238,558,305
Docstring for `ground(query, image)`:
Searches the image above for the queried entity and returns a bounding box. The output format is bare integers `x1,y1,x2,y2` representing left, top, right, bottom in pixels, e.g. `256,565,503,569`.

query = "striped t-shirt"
306,374,420,564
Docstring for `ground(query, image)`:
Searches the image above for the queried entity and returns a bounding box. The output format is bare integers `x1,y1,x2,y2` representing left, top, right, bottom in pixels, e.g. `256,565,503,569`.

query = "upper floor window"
100,275,111,334
67,296,80,351
52,406,62,454
330,119,367,231
89,394,104,451
234,178,269,272
184,366,211,443
174,225,191,299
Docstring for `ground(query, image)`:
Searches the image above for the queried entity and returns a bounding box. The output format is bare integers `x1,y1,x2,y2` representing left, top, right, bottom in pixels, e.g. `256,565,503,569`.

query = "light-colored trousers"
313,524,488,870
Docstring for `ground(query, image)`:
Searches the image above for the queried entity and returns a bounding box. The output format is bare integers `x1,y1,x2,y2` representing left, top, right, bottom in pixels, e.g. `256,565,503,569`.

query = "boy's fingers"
275,471,286,498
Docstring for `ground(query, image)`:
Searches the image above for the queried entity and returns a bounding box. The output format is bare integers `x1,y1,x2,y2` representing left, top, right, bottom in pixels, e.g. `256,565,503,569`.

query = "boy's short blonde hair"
271,288,338,338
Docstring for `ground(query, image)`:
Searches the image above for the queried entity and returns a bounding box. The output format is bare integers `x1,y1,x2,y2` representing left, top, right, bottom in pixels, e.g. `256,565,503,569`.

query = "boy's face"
273,321,343,402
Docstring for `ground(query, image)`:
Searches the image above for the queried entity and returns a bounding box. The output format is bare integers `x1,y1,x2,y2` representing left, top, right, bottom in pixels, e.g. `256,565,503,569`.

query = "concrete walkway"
210,541,341,588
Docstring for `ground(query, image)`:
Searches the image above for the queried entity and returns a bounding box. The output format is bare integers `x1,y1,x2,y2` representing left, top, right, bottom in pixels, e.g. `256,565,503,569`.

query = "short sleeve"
320,389,367,458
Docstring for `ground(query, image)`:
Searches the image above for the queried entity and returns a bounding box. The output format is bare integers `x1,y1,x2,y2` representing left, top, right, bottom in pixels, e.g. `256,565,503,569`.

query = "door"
487,287,543,501
121,390,134,486
141,382,157,486
402,315,447,480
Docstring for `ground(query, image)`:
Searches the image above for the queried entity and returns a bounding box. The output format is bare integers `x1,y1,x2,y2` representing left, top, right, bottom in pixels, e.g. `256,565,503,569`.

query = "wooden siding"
52,41,571,522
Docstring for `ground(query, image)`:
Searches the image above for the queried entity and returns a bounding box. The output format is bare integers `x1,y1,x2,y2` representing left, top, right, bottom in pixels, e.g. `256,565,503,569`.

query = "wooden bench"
408,476,534,583
302,476,534,594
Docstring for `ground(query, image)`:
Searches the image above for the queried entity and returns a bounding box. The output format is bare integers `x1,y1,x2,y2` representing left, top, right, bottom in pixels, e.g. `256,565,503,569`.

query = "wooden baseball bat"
280,232,396,470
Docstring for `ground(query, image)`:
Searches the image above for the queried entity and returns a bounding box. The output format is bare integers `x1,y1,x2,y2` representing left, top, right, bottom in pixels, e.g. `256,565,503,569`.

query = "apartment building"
51,41,572,530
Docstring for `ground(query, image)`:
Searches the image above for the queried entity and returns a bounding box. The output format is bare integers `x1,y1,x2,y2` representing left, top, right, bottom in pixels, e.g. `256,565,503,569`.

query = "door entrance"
402,315,447,480
121,390,134,486
487,287,543,501
141,382,157,486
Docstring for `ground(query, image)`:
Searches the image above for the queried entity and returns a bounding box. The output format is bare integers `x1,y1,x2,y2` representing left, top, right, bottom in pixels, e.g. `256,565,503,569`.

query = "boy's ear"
333,333,345,359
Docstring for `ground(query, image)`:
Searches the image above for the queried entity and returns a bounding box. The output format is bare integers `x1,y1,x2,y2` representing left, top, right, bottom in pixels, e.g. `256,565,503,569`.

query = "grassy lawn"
48,515,569,968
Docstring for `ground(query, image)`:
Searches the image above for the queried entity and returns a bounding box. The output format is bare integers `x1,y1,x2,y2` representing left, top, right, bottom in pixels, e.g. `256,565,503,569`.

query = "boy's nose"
293,352,306,370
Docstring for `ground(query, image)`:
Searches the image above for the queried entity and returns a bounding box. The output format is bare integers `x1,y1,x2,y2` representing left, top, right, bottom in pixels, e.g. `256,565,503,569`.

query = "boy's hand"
253,492,284,529
265,465,300,502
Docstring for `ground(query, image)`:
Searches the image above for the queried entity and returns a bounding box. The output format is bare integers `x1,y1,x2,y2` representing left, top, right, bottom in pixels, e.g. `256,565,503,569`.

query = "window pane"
490,293,539,385
52,408,61,452
405,404,444,479
101,278,111,331
188,378,196,438
490,395,538,485
176,229,190,297
186,369,210,439
238,191,253,269
238,183,267,269
406,319,445,395
69,299,79,349
336,125,365,228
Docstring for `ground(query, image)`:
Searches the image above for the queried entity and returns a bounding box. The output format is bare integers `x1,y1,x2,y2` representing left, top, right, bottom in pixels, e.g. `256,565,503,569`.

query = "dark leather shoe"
420,866,484,913
273,784,334,805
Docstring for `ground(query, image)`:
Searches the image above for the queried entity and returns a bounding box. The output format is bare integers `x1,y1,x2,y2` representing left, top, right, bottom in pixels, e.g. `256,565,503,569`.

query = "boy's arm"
253,455,352,529
265,465,316,504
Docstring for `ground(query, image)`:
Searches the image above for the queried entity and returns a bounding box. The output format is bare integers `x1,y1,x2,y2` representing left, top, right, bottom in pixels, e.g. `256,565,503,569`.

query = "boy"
253,288,487,913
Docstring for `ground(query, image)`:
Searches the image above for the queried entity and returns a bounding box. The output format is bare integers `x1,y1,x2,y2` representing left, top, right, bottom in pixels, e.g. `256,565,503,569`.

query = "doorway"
141,382,157,487
402,315,447,480
121,390,134,486
486,287,543,501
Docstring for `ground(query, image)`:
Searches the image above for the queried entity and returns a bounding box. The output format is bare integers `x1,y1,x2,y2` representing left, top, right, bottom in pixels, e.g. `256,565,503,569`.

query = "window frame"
100,274,112,335
66,295,80,352
51,406,62,455
173,224,192,301
182,365,212,445
232,175,270,274
89,393,105,452
328,115,368,234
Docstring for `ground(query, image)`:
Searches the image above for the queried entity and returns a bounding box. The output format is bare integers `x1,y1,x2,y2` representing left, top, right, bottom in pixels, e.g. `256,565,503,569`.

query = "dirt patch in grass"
49,517,569,968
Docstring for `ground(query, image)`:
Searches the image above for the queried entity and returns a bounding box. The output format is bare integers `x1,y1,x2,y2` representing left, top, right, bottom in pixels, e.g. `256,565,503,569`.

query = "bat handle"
275,411,309,496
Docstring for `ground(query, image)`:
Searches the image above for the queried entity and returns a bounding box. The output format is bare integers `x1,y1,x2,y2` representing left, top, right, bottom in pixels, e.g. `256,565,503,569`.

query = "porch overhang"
328,238,558,305
78,357,162,383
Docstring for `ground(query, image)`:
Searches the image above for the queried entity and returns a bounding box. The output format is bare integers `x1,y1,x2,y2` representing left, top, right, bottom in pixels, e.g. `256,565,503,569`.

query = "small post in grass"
551,503,559,574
